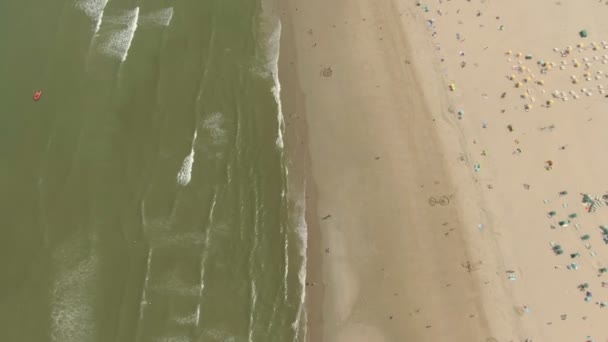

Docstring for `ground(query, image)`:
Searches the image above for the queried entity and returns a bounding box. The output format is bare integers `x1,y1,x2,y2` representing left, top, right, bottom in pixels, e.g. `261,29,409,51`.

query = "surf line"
78,0,109,66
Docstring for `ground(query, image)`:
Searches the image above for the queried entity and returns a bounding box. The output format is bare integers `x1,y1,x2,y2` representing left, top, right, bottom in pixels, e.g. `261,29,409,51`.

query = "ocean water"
0,0,306,341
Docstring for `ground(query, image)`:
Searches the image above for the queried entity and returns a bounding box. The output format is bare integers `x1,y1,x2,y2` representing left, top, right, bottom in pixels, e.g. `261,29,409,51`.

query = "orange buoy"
33,90,42,101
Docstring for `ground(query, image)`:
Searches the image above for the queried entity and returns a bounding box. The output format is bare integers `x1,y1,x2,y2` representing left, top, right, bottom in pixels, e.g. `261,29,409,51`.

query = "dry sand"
280,0,608,341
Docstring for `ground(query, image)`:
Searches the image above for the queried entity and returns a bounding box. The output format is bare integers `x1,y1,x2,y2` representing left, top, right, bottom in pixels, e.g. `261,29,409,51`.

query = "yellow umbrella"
515,82,522,88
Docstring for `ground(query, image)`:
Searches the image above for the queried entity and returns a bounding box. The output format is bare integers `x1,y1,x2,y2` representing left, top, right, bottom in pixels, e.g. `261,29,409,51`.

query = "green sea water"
0,0,306,341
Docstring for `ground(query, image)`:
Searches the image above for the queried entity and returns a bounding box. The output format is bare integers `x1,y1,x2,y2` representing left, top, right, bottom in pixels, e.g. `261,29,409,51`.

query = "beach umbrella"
580,30,588,38
449,83,456,91
515,82,522,88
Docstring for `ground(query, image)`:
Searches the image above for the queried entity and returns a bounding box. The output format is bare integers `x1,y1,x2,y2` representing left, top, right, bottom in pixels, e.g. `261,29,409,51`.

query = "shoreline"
276,3,324,341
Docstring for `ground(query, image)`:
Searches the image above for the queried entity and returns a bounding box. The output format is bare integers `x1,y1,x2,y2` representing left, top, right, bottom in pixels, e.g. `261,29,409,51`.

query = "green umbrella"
580,30,588,38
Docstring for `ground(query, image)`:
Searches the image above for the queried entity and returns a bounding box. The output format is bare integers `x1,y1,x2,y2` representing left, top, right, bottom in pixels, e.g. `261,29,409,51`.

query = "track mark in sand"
321,66,333,77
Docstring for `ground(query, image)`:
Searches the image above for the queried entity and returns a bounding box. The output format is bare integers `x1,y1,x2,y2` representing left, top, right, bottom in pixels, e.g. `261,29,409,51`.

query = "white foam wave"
202,112,227,145
151,271,200,297
138,248,154,321
148,232,207,248
177,129,198,186
174,312,198,325
195,203,214,328
203,330,237,341
139,7,174,27
283,227,289,302
98,7,139,62
154,336,191,342
291,186,308,336
267,20,285,149
50,247,98,342
75,0,107,23
248,280,257,342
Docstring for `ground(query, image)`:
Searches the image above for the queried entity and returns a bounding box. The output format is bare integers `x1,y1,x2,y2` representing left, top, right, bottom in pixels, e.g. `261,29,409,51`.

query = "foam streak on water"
139,7,174,27
291,185,308,338
267,20,284,149
50,247,98,342
138,248,153,321
177,129,198,186
248,280,257,342
75,0,108,32
98,7,139,62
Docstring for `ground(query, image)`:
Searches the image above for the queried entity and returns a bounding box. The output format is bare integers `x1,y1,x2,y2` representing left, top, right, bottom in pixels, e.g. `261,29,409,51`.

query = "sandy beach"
281,0,608,341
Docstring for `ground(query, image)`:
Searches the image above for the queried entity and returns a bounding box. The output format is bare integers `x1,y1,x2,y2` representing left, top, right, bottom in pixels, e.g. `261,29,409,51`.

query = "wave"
174,312,198,325
195,228,212,328
267,20,285,149
150,271,201,297
177,129,198,186
202,112,227,146
97,7,139,62
154,336,191,342
248,280,258,342
139,7,174,27
74,0,108,31
49,241,98,342
290,187,308,339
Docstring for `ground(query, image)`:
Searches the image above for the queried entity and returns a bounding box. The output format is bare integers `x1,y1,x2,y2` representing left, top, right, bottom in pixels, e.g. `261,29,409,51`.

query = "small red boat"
33,90,42,101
